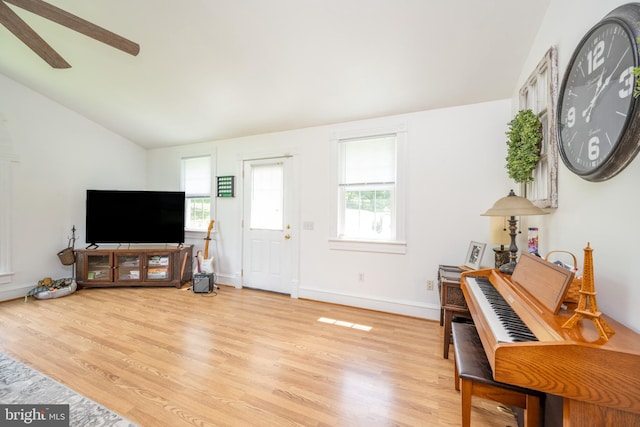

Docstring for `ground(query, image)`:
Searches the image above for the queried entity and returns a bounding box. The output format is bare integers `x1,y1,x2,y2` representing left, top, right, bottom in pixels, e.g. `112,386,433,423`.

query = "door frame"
240,154,300,298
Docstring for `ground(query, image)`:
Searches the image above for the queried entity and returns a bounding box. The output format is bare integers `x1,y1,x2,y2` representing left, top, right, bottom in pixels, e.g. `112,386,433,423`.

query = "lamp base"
499,261,516,275
493,248,510,269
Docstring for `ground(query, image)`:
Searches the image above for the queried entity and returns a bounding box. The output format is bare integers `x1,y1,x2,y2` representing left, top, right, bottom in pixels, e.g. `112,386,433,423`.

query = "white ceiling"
0,0,550,148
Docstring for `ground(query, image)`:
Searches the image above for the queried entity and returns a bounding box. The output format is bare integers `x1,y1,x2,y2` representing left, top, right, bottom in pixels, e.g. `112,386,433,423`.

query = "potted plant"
505,109,542,183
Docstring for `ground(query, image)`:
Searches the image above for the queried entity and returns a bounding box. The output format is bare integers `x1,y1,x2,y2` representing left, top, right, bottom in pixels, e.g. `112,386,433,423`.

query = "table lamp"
481,189,547,274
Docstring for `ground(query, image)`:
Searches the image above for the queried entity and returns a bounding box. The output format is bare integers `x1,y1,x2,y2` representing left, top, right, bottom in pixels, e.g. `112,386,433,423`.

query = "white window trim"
329,122,407,254
0,161,12,283
0,114,17,284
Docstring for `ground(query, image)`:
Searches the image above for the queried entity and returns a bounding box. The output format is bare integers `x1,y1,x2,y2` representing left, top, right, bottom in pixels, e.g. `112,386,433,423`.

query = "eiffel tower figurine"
562,242,615,341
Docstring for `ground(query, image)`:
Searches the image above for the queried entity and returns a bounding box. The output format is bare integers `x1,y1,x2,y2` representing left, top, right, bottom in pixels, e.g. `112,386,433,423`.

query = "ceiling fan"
0,0,139,68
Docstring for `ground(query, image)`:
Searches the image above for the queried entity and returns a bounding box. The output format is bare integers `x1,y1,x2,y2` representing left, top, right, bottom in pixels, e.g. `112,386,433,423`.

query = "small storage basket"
545,250,581,304
57,246,75,265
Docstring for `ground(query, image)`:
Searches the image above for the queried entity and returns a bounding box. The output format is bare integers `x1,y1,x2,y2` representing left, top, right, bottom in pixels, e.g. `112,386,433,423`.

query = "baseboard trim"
2,277,440,321
297,287,440,320
0,282,34,302
214,273,241,289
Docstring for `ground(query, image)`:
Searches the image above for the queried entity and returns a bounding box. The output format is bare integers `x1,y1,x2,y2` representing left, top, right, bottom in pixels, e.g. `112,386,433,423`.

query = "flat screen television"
86,190,185,245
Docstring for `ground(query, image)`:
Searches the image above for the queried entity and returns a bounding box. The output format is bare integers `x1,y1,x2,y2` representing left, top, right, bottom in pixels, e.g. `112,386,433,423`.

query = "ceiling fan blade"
4,0,140,56
0,0,70,68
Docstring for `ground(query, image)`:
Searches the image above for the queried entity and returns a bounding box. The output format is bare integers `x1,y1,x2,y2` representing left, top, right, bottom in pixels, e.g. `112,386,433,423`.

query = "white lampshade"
481,189,547,217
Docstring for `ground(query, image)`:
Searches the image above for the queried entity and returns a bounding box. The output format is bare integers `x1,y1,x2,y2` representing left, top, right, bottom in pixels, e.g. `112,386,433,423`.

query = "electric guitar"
195,220,215,274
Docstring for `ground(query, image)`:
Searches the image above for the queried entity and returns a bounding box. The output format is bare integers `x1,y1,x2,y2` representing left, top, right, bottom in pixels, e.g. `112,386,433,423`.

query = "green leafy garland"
505,109,542,183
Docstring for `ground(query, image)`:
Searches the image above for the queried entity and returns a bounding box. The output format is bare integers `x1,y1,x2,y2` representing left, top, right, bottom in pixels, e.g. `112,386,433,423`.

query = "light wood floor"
0,285,517,427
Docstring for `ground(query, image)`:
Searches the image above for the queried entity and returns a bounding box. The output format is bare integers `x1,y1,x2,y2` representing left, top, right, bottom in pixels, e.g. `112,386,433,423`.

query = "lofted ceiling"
0,0,550,148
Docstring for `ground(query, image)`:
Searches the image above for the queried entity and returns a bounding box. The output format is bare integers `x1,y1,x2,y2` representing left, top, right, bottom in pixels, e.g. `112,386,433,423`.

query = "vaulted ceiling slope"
0,0,550,148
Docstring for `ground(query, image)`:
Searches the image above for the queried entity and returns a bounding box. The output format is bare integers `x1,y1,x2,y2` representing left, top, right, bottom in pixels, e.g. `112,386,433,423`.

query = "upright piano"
460,253,640,426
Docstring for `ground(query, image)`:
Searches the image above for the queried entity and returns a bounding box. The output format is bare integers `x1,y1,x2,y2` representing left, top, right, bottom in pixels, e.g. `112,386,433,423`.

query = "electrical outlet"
426,280,434,291
359,273,365,282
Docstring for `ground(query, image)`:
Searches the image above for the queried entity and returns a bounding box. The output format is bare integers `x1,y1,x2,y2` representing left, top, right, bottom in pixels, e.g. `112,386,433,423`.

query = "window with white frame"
331,126,406,253
182,156,211,231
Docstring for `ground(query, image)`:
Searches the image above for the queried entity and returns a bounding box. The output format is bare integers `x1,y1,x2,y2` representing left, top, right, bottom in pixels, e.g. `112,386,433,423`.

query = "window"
250,162,284,230
330,124,406,254
182,156,211,231
338,135,396,240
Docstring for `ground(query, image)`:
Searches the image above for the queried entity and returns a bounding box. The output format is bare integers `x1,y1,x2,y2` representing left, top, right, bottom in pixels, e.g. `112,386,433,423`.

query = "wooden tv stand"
75,245,192,288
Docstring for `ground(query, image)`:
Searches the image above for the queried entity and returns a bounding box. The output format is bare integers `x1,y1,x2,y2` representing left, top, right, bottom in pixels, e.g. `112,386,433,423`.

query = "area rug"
0,352,137,427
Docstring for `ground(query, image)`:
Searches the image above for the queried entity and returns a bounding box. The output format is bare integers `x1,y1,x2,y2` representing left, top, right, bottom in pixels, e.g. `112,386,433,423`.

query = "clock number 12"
587,40,605,74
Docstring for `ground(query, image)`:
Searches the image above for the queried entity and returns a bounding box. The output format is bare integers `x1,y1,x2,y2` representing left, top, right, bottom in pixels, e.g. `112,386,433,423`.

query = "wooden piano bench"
452,322,544,427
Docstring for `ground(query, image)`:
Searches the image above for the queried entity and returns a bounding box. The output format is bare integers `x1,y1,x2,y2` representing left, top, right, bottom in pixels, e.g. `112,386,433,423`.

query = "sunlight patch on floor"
318,317,372,331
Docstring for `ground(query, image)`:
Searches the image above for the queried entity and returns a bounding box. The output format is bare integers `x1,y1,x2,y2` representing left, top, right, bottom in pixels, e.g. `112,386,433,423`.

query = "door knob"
284,234,291,240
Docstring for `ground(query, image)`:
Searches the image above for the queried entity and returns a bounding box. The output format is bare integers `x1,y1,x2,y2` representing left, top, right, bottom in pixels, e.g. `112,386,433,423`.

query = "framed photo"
464,241,486,270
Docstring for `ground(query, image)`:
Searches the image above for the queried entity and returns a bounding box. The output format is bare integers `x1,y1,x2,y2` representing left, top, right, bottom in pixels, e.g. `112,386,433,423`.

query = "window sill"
185,229,216,241
328,239,406,254
185,229,206,234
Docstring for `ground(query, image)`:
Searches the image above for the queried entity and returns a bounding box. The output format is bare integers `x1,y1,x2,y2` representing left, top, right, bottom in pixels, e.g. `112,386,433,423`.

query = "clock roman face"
558,18,640,181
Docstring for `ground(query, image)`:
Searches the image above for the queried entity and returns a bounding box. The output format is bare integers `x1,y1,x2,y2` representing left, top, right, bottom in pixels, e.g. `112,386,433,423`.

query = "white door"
242,157,295,294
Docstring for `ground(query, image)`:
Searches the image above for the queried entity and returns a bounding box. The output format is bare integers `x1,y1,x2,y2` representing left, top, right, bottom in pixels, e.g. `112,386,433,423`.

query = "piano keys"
460,252,640,426
465,275,538,343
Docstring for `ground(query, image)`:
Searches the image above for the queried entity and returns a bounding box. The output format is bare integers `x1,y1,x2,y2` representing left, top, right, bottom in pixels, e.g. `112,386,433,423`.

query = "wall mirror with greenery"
518,46,558,209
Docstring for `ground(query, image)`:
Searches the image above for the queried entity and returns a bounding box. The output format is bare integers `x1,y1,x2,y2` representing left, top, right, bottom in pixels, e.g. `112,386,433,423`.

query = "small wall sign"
217,176,234,197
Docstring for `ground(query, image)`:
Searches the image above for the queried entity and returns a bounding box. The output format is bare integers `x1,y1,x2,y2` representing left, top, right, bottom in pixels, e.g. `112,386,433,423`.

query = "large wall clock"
557,3,640,182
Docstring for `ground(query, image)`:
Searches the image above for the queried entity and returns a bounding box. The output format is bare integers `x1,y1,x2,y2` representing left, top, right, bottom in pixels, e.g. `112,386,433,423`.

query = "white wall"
148,100,513,319
7,0,635,331
516,0,640,332
0,73,147,300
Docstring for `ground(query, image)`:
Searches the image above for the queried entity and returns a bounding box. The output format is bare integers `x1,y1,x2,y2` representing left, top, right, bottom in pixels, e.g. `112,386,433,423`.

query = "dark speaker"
193,273,214,293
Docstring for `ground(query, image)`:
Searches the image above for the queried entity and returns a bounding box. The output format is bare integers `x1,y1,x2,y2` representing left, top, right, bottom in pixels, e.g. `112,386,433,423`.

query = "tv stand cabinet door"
114,252,143,284
144,253,173,284
77,251,113,286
